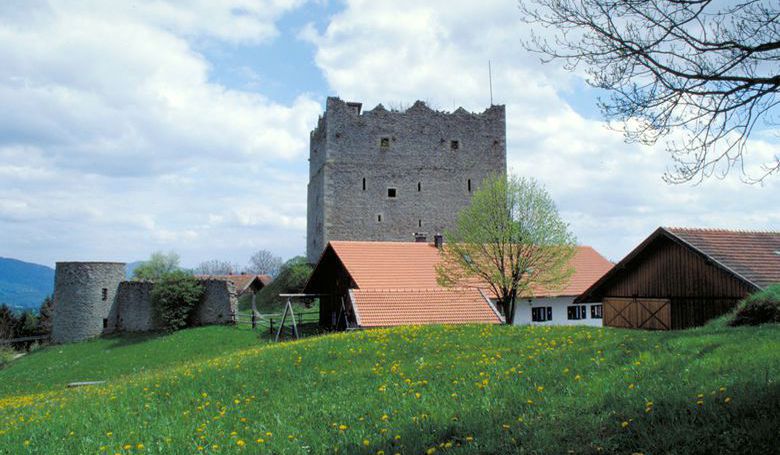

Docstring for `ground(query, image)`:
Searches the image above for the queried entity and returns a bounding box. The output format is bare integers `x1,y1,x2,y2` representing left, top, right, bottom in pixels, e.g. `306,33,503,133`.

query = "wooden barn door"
603,298,671,330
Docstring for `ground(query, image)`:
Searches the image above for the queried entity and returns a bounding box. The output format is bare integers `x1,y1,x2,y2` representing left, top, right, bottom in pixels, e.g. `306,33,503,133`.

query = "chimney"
414,232,427,243
434,233,443,249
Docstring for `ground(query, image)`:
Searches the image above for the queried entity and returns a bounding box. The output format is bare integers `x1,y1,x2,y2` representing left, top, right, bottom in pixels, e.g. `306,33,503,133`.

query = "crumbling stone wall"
115,281,156,332
52,262,126,343
195,279,238,326
307,97,507,263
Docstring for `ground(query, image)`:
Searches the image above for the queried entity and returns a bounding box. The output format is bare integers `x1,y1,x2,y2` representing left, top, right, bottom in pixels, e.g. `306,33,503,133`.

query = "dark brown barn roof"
576,227,780,302
666,228,780,289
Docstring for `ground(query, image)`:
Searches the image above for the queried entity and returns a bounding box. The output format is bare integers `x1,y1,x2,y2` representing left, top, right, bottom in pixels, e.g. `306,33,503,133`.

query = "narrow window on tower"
362,178,366,191
417,182,421,192
418,219,422,228
467,179,472,192
102,288,108,301
377,214,382,222
450,140,459,150
380,137,390,149
387,188,397,198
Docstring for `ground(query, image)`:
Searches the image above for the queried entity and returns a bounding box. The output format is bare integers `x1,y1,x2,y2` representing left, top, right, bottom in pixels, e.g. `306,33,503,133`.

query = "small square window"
380,137,390,148
450,140,459,150
387,188,397,198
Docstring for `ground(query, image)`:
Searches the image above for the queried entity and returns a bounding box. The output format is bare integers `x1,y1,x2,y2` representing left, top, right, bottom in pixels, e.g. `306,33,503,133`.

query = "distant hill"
0,257,55,311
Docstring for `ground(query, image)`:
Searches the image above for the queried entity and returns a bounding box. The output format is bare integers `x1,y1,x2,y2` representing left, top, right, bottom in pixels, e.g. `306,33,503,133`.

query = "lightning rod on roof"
488,60,494,106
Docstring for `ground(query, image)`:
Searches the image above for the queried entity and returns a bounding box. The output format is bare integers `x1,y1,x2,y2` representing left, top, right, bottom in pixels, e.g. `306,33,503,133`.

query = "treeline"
0,296,53,350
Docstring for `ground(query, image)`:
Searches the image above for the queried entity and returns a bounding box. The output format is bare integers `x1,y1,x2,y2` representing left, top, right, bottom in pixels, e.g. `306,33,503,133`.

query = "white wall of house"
512,297,603,327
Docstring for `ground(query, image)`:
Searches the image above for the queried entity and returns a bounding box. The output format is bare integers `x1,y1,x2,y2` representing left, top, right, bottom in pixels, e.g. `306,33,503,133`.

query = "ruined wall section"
307,112,329,263
52,262,126,343
307,97,506,262
115,281,156,332
194,279,238,326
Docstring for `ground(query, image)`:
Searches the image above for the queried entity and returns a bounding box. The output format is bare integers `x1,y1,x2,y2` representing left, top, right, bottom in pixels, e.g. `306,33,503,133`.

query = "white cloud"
0,0,318,266
306,0,780,260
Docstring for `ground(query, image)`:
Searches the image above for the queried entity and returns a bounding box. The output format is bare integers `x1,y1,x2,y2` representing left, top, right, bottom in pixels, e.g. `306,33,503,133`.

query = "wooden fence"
0,334,50,345
234,310,319,334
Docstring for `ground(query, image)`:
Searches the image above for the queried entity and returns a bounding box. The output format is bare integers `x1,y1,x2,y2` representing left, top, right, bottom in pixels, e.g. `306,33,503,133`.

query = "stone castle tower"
52,261,126,344
307,97,506,263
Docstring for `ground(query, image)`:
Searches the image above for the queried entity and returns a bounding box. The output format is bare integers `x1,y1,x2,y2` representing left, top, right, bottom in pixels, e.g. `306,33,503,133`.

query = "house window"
362,178,366,191
387,188,397,198
380,137,390,148
467,179,472,192
450,140,459,150
591,304,603,319
567,305,589,320
101,288,108,301
531,306,552,322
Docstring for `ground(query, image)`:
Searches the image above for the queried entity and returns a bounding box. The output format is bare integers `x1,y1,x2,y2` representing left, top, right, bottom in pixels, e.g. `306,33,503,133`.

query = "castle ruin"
307,97,507,263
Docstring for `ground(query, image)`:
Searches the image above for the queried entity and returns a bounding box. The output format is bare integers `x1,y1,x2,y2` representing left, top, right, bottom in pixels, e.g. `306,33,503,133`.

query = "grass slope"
0,324,778,454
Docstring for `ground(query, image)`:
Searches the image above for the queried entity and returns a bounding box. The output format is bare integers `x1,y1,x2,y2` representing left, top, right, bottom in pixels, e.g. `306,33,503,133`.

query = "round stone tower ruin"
52,261,126,343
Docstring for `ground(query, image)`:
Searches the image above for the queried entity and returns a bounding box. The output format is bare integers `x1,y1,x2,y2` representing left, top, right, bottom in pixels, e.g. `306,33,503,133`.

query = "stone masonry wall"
195,279,238,326
52,262,126,344
115,281,156,332
306,97,506,263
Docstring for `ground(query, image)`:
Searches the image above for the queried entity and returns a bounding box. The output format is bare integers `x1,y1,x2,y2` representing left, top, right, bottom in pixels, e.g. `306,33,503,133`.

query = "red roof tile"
351,288,502,327
666,228,780,289
329,241,612,297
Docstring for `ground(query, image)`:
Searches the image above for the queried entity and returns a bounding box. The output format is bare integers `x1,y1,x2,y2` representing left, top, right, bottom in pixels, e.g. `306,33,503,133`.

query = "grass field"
0,323,778,454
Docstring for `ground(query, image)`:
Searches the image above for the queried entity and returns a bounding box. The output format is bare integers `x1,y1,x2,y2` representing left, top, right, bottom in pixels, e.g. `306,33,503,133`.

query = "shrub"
0,346,15,369
730,284,780,326
151,271,204,332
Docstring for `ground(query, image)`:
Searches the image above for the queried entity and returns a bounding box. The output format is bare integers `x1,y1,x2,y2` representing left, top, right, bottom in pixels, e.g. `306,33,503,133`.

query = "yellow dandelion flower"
23,440,31,447
377,451,385,455
621,421,629,428
465,436,474,442
719,387,726,393
363,439,370,447
628,384,635,390
136,443,144,450
236,440,246,447
724,397,732,404
197,446,204,451
339,424,348,431
123,444,132,450
426,448,437,455
574,375,581,381
696,400,704,406
256,438,265,444
536,386,544,392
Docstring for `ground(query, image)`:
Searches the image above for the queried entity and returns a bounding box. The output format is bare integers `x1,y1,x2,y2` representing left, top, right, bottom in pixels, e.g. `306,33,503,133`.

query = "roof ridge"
666,226,780,235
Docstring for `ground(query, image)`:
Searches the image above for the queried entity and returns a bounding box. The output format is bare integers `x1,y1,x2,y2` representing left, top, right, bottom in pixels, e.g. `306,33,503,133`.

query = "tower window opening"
387,188,397,198
102,288,108,301
467,179,472,192
418,219,422,228
450,140,459,150
380,137,390,148
362,178,366,191
417,182,421,192
377,214,382,222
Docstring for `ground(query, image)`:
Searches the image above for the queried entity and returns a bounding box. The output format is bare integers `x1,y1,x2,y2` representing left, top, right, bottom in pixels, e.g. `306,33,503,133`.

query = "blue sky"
0,0,778,269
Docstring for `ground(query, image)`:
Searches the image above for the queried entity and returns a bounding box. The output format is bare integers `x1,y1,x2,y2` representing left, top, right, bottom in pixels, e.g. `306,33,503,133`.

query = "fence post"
269,318,274,335
251,311,257,330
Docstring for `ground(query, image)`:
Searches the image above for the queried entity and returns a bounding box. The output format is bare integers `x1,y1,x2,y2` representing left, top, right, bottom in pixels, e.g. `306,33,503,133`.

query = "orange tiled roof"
351,288,502,327
329,241,612,297
666,228,780,288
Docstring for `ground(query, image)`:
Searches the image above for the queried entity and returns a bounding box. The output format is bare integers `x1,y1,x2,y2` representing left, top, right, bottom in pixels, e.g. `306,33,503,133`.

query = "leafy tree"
133,251,181,281
437,175,576,324
251,256,313,312
247,250,283,277
38,295,54,335
150,271,204,332
193,260,240,276
518,0,780,183
0,305,16,339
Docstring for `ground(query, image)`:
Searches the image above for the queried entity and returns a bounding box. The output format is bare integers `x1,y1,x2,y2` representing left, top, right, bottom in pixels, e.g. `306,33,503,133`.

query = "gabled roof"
195,274,272,295
576,227,779,302
350,288,503,327
666,228,780,289
324,241,612,298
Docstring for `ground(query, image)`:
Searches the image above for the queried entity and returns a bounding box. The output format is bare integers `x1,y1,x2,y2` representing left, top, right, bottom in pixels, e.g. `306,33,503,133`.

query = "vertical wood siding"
597,236,755,329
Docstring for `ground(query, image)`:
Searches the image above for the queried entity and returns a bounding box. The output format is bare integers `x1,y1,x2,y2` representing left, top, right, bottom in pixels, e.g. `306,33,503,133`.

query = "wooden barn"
576,227,780,330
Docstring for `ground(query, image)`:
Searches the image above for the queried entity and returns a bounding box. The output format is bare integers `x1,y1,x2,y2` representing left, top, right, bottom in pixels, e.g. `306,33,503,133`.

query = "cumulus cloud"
305,0,780,260
0,0,319,266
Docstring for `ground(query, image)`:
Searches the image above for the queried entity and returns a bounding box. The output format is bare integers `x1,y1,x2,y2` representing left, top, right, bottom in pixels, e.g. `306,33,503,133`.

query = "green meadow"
0,323,778,454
